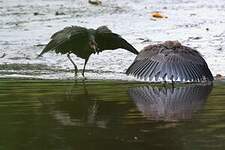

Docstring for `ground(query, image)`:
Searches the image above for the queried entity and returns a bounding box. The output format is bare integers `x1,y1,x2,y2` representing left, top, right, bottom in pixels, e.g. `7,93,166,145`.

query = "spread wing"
95,31,139,55
126,44,213,82
39,26,89,56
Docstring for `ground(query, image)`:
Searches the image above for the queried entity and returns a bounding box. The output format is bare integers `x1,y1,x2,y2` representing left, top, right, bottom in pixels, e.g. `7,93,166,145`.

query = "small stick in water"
0,53,6,58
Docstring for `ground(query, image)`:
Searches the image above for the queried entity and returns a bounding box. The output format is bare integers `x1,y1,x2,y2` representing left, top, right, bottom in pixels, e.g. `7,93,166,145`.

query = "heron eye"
90,41,95,45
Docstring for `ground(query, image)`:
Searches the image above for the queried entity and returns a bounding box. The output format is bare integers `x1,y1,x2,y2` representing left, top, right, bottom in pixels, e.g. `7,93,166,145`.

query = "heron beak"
90,41,98,53
92,44,97,51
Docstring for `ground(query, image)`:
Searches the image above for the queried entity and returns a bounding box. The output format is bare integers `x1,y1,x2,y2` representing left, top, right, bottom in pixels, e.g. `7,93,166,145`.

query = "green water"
0,80,225,150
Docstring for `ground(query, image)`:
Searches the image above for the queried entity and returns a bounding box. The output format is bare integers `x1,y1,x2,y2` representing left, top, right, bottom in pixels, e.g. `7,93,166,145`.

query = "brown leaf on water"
151,12,168,19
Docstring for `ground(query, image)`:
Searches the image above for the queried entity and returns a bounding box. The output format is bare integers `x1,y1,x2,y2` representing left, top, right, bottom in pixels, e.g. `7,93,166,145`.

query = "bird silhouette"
39,26,139,77
126,41,213,82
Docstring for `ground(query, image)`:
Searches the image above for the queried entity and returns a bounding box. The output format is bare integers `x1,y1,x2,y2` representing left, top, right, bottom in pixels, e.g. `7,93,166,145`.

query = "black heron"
39,26,139,77
126,41,213,82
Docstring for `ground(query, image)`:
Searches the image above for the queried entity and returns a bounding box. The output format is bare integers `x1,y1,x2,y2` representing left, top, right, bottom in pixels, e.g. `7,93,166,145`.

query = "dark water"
0,80,225,150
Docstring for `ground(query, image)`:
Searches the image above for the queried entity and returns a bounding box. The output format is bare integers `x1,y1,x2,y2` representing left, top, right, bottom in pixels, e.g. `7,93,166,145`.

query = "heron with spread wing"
39,26,139,77
126,41,213,82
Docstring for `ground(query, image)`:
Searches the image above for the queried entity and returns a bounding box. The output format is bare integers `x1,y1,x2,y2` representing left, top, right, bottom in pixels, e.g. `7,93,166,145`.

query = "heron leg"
171,79,175,89
82,57,89,77
67,54,78,77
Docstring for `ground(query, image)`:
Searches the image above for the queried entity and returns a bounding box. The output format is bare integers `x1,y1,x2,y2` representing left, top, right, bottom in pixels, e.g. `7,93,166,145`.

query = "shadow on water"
128,83,213,121
0,80,225,150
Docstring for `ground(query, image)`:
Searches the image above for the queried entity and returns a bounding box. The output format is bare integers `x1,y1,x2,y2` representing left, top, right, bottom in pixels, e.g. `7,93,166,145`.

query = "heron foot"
81,72,87,80
82,76,87,81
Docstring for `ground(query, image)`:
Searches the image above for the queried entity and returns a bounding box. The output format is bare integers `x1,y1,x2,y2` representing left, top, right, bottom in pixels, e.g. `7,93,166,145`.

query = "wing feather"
132,60,146,76
143,61,156,80
39,26,89,56
137,60,151,78
95,32,139,55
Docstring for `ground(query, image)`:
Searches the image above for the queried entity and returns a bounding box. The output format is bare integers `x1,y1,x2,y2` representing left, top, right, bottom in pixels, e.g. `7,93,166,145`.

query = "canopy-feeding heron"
39,26,139,77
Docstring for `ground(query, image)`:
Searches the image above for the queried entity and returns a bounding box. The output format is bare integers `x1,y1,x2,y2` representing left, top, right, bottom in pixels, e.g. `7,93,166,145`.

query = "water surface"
0,79,225,150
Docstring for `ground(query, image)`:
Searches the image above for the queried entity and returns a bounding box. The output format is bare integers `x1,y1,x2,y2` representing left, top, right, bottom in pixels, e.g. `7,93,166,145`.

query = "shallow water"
1,0,225,80
0,79,225,150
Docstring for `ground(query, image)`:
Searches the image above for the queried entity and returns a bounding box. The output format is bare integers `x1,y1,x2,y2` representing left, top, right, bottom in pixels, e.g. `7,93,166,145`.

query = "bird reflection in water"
128,83,213,122
41,82,107,128
39,82,133,129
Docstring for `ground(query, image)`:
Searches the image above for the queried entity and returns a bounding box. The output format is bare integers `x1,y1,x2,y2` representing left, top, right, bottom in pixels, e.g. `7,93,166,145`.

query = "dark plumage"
126,41,213,82
39,26,138,77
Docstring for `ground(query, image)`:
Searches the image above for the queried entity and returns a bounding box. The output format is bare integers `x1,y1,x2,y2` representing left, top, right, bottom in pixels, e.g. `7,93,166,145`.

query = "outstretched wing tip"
126,58,214,83
96,32,139,55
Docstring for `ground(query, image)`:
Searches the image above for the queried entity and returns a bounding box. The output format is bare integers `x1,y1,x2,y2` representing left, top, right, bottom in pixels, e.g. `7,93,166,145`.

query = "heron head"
89,35,98,52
